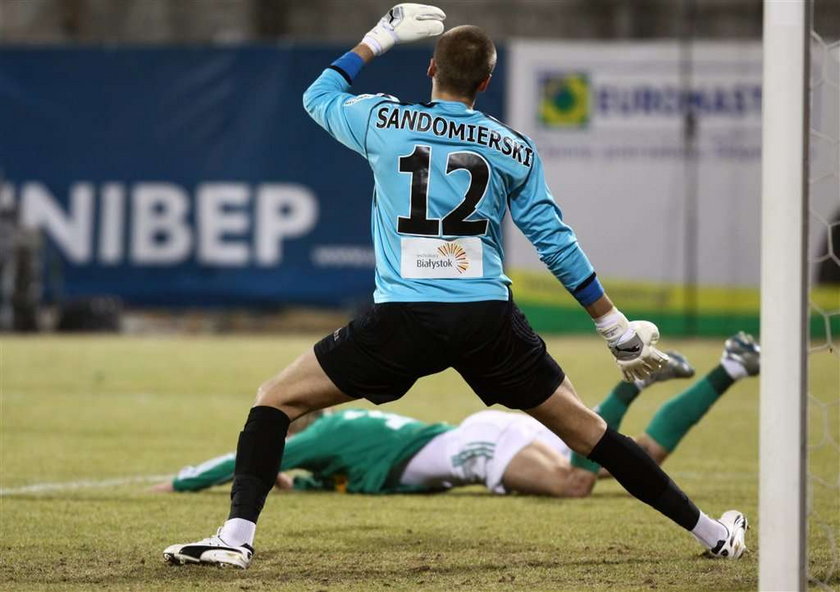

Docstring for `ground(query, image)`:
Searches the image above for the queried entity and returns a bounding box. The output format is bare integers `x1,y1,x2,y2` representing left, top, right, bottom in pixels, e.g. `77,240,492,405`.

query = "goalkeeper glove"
361,4,446,56
594,308,670,382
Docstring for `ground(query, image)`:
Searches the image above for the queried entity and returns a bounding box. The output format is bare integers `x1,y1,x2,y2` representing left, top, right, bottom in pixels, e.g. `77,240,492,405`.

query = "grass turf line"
1,335,837,591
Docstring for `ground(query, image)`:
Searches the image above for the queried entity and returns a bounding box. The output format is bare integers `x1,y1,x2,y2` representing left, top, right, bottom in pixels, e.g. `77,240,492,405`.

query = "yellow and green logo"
538,72,590,128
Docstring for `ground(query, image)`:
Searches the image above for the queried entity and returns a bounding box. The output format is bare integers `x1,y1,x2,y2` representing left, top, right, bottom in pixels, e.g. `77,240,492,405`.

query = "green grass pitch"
1,334,837,591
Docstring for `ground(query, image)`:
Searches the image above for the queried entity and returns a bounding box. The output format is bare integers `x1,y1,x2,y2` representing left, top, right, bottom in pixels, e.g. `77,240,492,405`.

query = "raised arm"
301,46,378,156
302,4,445,155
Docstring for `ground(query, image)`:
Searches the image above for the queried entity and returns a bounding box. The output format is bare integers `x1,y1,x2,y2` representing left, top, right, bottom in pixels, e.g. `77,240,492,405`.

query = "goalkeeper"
163,5,747,569
153,334,758,498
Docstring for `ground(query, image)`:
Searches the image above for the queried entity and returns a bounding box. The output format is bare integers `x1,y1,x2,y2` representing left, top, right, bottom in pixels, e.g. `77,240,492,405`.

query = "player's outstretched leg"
163,348,355,569
640,332,760,460
570,351,695,472
527,377,748,558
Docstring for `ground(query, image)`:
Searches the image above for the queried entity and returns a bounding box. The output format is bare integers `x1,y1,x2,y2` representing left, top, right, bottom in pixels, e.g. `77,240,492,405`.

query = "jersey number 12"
397,145,490,237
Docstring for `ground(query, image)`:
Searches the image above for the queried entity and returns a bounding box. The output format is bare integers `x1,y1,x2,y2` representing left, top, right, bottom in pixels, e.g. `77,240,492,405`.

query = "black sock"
228,406,291,523
587,427,700,530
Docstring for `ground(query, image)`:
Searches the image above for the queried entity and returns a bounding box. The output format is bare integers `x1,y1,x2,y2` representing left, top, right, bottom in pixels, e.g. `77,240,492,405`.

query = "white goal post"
759,1,810,591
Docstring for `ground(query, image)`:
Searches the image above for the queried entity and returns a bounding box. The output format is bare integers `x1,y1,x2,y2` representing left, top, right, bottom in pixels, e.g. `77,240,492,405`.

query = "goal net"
806,8,839,590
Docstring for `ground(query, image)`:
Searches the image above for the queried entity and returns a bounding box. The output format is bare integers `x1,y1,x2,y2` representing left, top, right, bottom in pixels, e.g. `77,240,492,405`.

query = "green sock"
644,365,735,452
571,381,642,473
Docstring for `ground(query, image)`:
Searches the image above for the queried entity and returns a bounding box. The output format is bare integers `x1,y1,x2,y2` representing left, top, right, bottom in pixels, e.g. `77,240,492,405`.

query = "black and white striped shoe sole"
163,546,251,568
163,551,200,566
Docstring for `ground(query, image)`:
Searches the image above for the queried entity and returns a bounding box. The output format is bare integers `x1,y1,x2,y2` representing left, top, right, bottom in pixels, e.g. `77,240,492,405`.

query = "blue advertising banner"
0,45,506,307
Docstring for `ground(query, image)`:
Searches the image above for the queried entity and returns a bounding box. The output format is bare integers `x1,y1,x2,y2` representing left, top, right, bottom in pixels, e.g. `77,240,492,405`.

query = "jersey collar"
424,100,475,113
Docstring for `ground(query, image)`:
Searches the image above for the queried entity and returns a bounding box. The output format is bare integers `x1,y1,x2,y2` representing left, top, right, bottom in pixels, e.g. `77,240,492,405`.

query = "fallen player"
154,334,758,501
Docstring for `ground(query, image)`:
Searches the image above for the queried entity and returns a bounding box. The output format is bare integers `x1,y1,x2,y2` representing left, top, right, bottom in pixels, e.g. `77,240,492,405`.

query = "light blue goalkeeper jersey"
303,60,602,306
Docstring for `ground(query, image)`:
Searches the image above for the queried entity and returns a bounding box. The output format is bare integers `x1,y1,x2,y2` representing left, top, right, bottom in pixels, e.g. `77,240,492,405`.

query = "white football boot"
705,510,749,559
722,332,761,377
163,528,253,569
640,350,696,387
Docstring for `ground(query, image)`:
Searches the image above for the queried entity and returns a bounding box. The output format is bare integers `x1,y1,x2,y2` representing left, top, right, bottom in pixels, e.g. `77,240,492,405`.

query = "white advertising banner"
502,40,782,333
505,41,763,287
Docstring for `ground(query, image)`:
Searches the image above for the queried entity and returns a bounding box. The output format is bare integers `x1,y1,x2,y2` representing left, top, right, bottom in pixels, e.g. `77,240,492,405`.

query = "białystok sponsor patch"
400,236,483,279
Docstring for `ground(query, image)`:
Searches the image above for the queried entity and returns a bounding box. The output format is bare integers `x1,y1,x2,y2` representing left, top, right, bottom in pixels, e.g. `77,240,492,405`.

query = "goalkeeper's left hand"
610,321,670,382
594,308,670,381
361,4,446,57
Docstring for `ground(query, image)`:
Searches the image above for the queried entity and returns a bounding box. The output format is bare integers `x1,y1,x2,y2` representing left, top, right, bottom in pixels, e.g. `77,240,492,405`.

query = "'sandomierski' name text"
375,105,533,168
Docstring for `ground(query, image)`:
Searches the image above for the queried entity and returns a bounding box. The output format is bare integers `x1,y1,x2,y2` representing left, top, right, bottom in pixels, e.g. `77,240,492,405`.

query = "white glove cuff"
361,35,383,56
594,307,633,345
361,25,397,56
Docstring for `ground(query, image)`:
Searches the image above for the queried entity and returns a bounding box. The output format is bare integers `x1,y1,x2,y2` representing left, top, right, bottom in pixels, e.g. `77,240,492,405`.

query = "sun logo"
437,242,470,273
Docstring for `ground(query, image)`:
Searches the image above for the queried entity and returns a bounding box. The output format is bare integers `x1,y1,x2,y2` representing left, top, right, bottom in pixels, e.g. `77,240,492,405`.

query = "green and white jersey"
172,409,453,494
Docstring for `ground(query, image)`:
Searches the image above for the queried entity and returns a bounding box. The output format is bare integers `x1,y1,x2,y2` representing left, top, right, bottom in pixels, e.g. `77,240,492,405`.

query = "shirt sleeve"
169,426,322,491
171,452,236,492
302,67,391,157
507,147,604,306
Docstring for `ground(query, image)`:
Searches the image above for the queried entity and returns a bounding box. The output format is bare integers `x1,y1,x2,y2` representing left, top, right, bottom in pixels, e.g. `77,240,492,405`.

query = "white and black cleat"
705,510,749,559
163,529,253,569
722,332,760,377
642,350,695,386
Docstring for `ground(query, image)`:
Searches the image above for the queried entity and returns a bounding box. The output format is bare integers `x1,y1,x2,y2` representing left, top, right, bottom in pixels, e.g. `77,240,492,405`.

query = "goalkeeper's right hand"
361,4,446,57
594,308,670,382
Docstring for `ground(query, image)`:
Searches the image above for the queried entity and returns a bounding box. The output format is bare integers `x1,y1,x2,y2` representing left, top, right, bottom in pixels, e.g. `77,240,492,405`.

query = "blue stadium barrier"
0,45,506,307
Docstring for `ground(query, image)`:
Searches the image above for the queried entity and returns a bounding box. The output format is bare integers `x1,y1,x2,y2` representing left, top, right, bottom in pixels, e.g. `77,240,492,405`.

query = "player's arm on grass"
289,475,335,491
161,424,324,493
166,452,237,493
274,472,334,492
508,149,667,381
302,4,445,154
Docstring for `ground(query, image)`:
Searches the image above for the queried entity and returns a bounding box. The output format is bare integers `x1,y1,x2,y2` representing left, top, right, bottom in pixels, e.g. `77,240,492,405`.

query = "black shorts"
313,298,565,410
